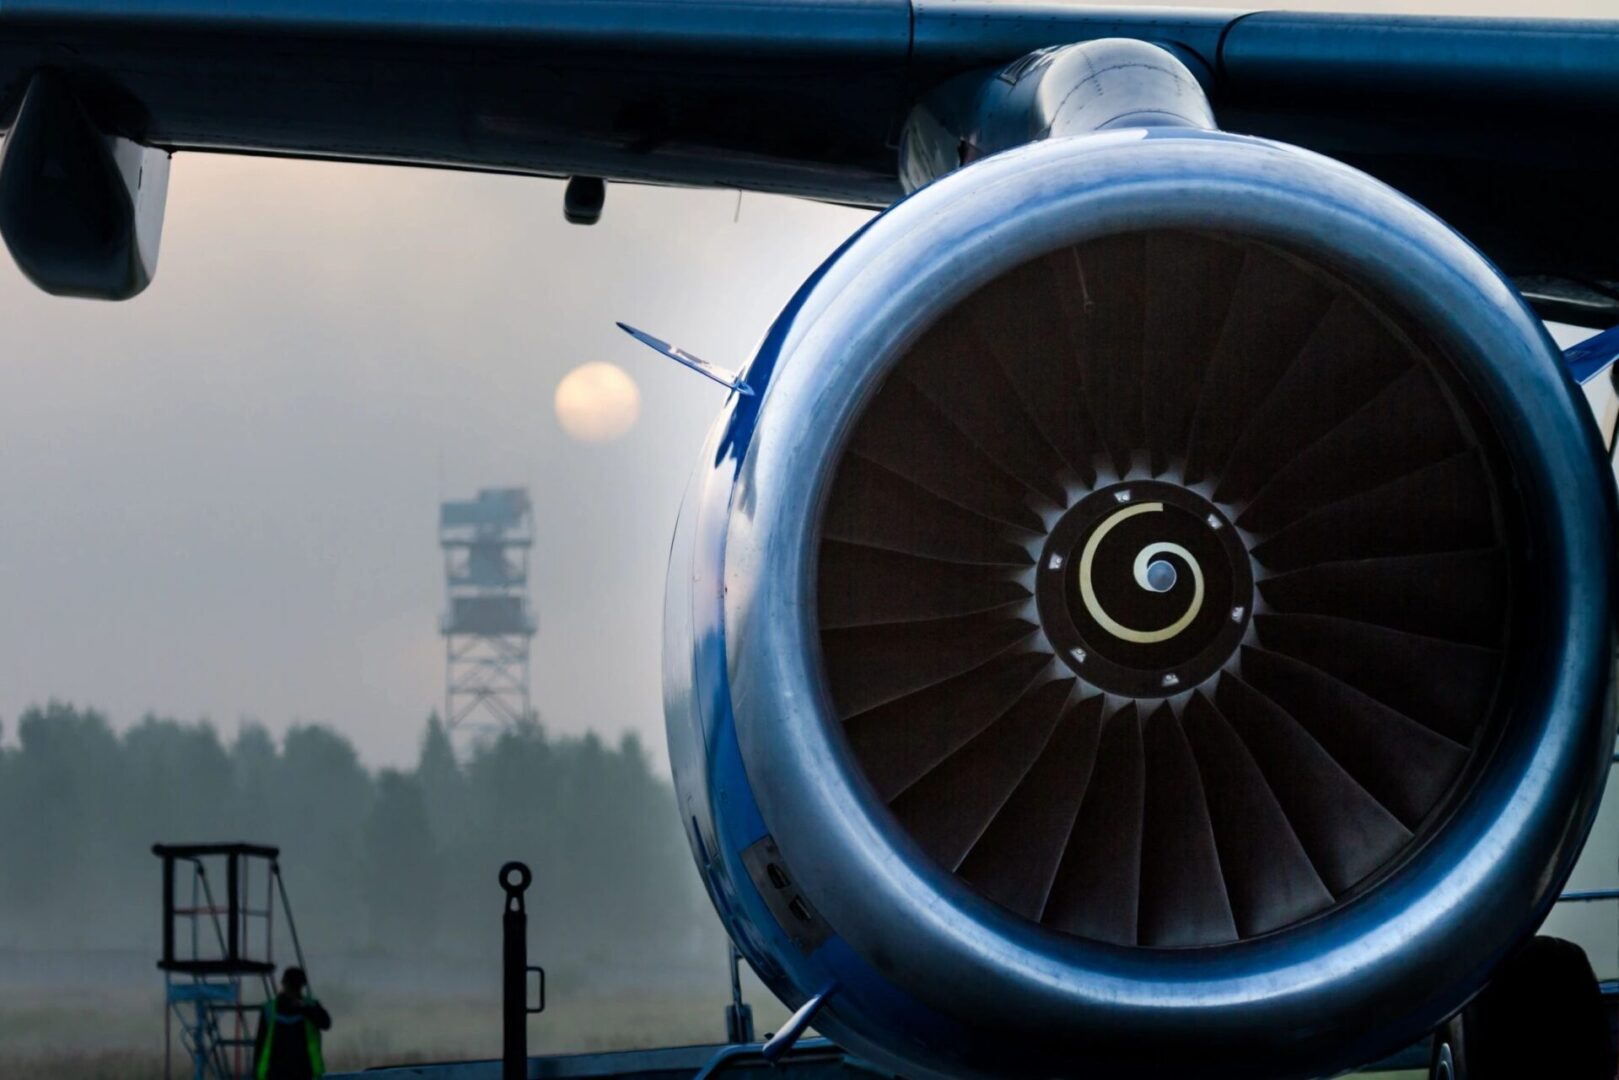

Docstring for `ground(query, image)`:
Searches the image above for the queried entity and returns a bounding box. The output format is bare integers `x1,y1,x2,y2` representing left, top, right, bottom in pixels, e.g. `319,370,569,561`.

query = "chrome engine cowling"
664,128,1617,1079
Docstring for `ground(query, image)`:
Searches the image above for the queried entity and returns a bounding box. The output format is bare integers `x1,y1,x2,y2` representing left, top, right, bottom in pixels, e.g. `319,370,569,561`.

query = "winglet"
617,322,754,396
1565,324,1619,385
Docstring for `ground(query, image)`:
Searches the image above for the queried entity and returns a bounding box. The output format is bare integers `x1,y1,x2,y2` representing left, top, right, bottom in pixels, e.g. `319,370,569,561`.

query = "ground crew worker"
253,966,332,1080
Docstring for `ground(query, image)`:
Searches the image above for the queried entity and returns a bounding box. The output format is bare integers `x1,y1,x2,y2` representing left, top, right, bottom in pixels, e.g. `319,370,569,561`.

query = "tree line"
0,702,720,976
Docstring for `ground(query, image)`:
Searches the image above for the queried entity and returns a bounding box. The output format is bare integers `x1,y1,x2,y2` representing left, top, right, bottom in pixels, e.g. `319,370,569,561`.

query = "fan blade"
890,677,1075,872
822,613,1039,718
1257,548,1509,647
1251,452,1496,573
1142,231,1248,475
1071,234,1148,474
1181,691,1333,936
966,254,1106,486
957,695,1106,920
844,652,1053,802
1213,295,1412,505
902,311,1069,503
1042,704,1145,945
1137,704,1238,947
823,455,1034,567
849,376,1046,532
819,542,1030,630
1183,244,1336,485
1236,366,1468,535
1240,646,1467,828
1215,673,1411,895
1254,614,1499,744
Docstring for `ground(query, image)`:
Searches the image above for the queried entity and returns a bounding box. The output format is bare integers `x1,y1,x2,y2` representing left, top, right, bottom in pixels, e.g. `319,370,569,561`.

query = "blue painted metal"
0,0,912,57
909,0,1231,71
0,0,912,208
1567,325,1619,384
661,229,962,1080
1217,12,1619,102
668,122,1619,1078
1556,889,1619,903
900,38,1215,192
618,324,753,396
691,1038,837,1080
0,4,1616,298
324,1037,870,1080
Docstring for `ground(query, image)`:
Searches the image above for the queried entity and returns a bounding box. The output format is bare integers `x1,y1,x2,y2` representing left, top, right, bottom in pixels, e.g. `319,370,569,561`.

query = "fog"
2,0,1619,1074
0,146,866,1080
5,0,1617,771
0,155,870,770
0,705,797,1075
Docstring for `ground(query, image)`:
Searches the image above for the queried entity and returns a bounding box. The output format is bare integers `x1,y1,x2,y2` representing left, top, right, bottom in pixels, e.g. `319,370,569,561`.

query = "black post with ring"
500,861,545,1080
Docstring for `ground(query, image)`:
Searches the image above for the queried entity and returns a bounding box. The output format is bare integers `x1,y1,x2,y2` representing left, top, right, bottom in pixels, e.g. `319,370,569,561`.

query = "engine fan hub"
1037,481,1253,697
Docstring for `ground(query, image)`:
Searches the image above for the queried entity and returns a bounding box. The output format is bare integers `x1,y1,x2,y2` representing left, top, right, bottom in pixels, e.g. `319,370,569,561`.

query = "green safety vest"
256,997,325,1080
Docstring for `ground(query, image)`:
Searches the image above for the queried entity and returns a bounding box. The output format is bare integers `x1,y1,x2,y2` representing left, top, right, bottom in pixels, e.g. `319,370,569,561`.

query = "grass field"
0,979,1430,1079
0,962,796,1080
0,940,1525,1080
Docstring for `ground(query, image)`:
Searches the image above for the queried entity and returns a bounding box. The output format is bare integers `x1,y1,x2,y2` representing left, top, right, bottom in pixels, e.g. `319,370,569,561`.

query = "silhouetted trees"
0,703,716,972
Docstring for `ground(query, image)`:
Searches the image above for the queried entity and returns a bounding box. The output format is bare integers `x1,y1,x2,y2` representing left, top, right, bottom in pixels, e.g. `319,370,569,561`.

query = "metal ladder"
158,848,306,1080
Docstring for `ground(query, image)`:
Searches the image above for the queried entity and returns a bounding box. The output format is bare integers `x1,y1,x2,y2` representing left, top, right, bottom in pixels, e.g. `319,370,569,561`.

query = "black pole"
271,867,305,977
226,852,240,967
500,861,535,1080
724,943,754,1044
159,852,174,969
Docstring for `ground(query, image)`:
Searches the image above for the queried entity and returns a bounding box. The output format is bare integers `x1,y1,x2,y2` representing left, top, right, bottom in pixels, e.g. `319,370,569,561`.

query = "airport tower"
440,487,537,731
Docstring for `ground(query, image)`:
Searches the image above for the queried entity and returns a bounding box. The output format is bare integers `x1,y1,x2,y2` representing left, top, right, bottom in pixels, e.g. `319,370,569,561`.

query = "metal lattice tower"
441,487,537,731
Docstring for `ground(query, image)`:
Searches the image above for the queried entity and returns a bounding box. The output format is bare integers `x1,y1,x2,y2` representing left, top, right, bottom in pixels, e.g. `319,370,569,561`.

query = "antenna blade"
617,322,753,395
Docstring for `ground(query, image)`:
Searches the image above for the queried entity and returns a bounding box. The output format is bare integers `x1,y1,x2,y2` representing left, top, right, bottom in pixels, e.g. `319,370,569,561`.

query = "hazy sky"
0,156,870,767
1,0,1614,770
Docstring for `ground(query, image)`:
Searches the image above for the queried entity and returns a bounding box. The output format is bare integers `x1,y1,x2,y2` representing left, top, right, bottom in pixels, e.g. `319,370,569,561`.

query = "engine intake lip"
722,129,1615,1077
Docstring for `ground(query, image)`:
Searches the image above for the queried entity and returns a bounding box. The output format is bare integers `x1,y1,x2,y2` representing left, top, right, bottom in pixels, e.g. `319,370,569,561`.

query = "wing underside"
0,1,1615,306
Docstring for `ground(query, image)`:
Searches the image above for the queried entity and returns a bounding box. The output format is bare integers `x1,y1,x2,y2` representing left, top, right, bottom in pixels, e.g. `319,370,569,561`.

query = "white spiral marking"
1078,502,1206,645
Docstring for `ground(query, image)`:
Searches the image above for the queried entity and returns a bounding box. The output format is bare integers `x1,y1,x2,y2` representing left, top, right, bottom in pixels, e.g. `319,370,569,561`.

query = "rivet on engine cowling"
1114,490,1133,503
1161,673,1180,688
1206,513,1222,530
1070,647,1087,664
1049,553,1064,570
1231,605,1245,622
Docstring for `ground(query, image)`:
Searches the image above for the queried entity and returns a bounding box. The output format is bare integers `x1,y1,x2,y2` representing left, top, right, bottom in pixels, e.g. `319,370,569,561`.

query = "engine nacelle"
664,127,1616,1078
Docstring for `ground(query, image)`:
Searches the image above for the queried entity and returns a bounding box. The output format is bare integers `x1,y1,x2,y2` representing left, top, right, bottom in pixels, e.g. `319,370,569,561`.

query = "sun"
554,361,641,443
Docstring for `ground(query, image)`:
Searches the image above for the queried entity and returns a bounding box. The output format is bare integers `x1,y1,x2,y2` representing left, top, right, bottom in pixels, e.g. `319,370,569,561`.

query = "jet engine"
663,50,1617,1079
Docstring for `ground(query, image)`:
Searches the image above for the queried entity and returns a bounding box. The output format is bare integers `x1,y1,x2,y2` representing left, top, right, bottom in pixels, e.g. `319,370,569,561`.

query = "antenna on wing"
616,323,754,396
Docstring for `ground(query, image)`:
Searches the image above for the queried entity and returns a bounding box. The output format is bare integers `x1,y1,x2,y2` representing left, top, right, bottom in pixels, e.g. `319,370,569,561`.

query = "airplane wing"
0,1,1615,316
